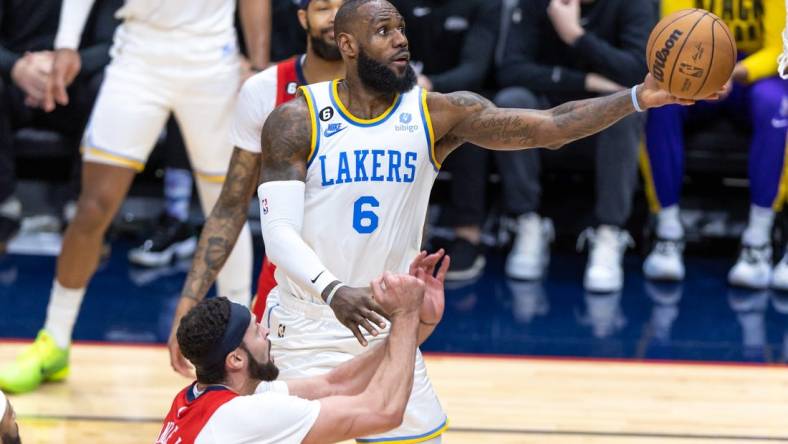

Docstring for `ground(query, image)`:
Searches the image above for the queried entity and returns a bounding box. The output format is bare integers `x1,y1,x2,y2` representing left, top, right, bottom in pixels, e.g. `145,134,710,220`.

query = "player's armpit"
302,395,403,444
259,96,312,184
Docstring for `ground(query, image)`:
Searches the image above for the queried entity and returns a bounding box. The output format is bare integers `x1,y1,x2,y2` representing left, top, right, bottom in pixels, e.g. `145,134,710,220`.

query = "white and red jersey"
156,381,319,444
229,55,308,318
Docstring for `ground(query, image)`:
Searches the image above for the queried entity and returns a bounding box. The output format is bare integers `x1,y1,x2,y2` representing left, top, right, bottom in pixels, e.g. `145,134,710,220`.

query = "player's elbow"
377,404,406,431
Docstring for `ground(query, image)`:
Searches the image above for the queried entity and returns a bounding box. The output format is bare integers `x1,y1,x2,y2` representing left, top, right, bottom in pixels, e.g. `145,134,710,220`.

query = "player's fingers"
368,299,391,324
423,249,445,272
409,251,427,275
436,255,451,283
371,277,386,301
358,315,379,337
350,324,368,347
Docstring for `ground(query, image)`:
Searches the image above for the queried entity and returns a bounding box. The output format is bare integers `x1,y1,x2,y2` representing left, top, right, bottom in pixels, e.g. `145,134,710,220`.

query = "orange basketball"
646,8,736,99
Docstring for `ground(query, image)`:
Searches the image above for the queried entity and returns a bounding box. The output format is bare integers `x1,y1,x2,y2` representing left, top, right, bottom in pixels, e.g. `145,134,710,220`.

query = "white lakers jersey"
277,80,441,304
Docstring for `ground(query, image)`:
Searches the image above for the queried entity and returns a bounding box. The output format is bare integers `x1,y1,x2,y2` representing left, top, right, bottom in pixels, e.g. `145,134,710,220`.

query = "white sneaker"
771,251,788,291
578,225,633,293
643,238,685,281
505,214,554,280
727,244,772,289
779,26,788,79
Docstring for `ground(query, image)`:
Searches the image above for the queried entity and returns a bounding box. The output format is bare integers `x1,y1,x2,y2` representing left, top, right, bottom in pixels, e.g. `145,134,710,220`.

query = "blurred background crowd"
1,0,786,297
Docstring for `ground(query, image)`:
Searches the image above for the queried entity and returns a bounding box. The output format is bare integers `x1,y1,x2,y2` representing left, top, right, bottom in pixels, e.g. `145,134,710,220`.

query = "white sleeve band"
54,0,97,49
258,181,338,300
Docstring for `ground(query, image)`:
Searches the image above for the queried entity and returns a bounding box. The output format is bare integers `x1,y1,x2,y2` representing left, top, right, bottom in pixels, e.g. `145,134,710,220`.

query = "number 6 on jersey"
353,196,379,234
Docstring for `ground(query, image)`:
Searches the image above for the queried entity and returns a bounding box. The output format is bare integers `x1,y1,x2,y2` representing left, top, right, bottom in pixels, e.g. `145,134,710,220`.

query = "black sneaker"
0,215,20,255
445,238,486,281
128,214,196,267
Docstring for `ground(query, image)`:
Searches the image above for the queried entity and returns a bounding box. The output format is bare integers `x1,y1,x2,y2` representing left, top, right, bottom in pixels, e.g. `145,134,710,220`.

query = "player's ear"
297,9,308,31
338,33,357,58
226,349,245,370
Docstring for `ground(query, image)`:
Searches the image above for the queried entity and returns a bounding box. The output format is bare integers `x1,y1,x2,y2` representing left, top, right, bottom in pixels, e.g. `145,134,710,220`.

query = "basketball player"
0,391,20,444
167,0,366,378
0,0,268,394
257,1,715,442
158,256,446,444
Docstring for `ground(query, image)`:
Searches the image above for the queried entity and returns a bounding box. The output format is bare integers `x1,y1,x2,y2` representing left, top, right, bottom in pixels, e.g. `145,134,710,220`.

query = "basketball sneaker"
728,243,772,289
771,249,788,291
643,238,685,281
128,213,196,267
505,213,553,280
445,238,485,281
578,225,633,293
0,330,69,393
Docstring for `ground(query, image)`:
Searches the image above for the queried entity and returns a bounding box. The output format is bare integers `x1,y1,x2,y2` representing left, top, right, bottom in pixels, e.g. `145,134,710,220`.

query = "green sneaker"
0,330,69,393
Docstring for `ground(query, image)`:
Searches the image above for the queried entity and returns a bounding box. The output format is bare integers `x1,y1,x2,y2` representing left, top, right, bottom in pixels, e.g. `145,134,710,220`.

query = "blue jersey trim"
328,80,403,128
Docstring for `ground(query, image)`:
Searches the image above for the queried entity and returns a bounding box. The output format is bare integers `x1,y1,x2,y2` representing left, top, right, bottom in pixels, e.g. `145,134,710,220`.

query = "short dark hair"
334,0,378,36
177,297,231,384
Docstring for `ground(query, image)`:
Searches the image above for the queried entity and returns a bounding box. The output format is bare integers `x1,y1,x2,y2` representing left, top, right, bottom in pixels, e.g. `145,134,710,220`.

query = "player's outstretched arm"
168,147,261,377
258,97,389,346
429,73,706,160
301,273,424,444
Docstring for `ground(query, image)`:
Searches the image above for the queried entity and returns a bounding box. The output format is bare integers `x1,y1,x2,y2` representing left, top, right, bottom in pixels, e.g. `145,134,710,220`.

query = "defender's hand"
43,48,81,112
167,297,198,378
408,250,450,326
330,285,390,346
371,272,425,317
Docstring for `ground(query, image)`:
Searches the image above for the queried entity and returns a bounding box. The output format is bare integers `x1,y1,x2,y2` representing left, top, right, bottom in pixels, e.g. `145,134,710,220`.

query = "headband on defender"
201,302,252,368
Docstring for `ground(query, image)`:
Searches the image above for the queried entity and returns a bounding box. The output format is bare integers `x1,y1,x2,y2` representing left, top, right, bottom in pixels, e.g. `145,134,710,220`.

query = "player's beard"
357,47,416,94
243,344,279,382
307,23,341,61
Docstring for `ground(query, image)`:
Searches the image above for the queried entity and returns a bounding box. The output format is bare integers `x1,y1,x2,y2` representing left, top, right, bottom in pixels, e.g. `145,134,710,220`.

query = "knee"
494,87,539,109
71,192,115,232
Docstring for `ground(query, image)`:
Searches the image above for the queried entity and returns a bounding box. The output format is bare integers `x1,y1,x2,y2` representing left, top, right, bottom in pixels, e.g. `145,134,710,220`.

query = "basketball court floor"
2,240,788,443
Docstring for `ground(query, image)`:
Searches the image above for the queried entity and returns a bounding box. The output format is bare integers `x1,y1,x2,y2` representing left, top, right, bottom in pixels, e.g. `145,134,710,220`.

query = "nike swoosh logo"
772,118,788,128
310,270,325,284
323,126,347,137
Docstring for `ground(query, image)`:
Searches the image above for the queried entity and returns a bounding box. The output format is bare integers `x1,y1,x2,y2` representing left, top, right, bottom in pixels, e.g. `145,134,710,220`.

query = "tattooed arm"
429,73,699,161
258,97,389,347
168,147,261,377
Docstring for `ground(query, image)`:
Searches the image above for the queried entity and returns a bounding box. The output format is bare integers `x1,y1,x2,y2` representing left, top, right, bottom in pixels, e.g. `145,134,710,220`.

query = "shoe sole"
128,237,197,267
446,256,486,281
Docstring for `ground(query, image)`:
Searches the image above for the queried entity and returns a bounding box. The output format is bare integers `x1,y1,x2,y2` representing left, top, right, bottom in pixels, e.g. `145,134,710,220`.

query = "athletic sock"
43,280,86,349
164,168,193,223
656,205,684,240
742,204,774,247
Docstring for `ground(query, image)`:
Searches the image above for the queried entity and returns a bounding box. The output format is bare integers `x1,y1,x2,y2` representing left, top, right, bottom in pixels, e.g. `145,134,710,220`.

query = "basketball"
646,8,737,99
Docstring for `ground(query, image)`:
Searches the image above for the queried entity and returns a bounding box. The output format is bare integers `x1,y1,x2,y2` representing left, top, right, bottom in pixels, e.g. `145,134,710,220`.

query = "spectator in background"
0,0,120,253
643,0,788,291
497,0,653,292
127,119,197,268
392,0,502,280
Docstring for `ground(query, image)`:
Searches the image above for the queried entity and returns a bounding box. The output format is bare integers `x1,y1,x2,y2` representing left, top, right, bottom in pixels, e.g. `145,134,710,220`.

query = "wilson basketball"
646,9,736,99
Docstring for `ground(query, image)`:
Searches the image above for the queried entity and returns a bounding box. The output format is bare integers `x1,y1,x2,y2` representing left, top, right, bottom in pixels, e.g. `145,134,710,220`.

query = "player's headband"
0,390,7,421
299,0,310,9
202,302,251,368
